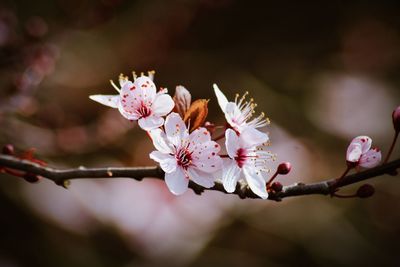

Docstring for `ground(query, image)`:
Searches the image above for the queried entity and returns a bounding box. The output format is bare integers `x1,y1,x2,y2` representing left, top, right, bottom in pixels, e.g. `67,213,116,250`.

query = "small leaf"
173,85,191,118
184,99,209,132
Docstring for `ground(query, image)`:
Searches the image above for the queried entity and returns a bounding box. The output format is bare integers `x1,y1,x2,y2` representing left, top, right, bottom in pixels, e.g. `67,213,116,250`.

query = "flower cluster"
90,72,275,198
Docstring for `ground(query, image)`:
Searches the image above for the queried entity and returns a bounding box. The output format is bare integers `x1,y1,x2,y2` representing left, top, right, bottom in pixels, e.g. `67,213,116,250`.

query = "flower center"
137,102,152,118
176,148,193,169
235,148,248,168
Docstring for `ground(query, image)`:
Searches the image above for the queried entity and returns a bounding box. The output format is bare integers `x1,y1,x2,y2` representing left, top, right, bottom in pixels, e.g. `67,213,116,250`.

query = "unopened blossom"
346,136,381,168
173,85,191,118
149,113,223,195
89,73,174,130
221,128,274,199
213,84,269,143
393,106,400,132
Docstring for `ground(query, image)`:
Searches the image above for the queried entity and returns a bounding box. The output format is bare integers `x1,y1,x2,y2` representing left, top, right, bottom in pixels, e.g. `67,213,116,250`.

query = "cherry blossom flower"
148,113,223,195
221,128,274,199
89,73,174,130
213,84,269,143
346,136,381,168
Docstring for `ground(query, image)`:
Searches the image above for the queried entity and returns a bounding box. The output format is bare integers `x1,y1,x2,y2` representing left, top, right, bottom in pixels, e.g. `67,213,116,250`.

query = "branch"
0,154,399,201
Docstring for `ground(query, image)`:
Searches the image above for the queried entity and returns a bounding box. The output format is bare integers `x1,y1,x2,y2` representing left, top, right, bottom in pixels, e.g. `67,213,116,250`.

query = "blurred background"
0,0,400,266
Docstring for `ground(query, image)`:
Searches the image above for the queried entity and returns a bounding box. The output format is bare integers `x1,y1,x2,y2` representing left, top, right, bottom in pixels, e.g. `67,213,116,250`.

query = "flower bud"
270,182,283,192
392,106,400,133
356,184,375,198
23,173,40,183
277,162,291,175
173,85,191,118
2,144,15,155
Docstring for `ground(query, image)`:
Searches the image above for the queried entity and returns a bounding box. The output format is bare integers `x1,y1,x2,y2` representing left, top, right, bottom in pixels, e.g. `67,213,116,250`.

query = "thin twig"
0,154,399,201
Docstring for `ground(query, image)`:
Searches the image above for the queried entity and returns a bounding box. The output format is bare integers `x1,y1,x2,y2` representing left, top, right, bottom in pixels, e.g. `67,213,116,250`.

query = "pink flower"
346,136,381,168
222,128,274,199
213,84,269,143
89,73,174,130
148,113,223,195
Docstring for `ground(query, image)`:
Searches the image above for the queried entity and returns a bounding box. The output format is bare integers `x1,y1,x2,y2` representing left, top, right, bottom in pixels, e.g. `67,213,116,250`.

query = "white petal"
213,84,228,111
89,95,119,108
221,159,241,193
359,148,382,168
148,128,173,154
152,94,175,116
138,115,164,130
149,151,177,173
225,129,240,158
346,143,362,162
165,112,189,146
188,168,215,188
165,168,189,195
224,102,242,128
350,136,372,154
243,167,268,199
239,127,269,148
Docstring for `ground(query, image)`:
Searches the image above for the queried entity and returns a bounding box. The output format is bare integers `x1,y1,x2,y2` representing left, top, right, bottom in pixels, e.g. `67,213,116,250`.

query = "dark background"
0,0,400,266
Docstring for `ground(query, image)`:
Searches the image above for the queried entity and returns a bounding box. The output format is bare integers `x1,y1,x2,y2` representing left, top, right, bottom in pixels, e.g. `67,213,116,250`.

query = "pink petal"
187,168,215,188
239,127,269,148
346,143,362,162
350,136,372,154
165,167,189,195
213,84,228,111
132,76,156,101
164,112,189,146
152,94,175,116
189,127,212,144
89,94,119,108
148,129,173,154
192,151,222,173
359,148,382,168
225,129,240,158
221,159,241,193
138,115,164,130
149,151,177,173
243,167,268,199
117,103,140,120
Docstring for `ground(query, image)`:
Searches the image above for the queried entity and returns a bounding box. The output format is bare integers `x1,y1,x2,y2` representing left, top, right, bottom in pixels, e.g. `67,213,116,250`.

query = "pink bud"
277,162,291,175
392,106,400,133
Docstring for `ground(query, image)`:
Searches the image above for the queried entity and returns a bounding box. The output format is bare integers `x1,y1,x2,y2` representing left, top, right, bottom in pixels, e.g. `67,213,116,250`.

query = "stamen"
110,80,120,93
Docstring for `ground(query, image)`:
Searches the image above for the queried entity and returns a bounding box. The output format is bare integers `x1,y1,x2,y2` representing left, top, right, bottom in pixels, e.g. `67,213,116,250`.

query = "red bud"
23,173,40,183
2,144,15,155
392,106,400,132
277,162,291,175
270,182,283,192
356,184,375,198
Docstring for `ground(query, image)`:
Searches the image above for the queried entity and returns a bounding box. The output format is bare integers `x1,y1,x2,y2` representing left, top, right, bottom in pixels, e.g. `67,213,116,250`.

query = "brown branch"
0,154,399,201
